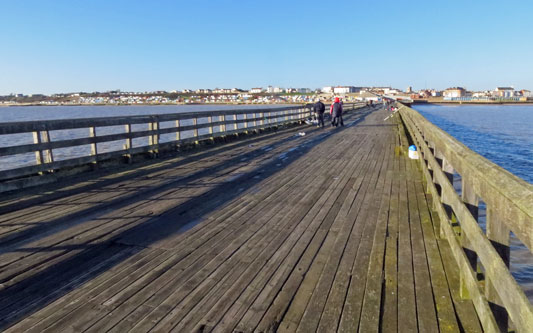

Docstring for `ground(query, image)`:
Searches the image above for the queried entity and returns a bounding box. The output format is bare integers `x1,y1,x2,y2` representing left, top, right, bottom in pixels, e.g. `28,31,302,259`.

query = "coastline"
0,102,304,108
413,100,533,106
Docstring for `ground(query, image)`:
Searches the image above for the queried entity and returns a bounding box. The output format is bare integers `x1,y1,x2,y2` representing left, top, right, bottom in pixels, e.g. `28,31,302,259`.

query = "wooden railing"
399,104,533,332
0,103,363,192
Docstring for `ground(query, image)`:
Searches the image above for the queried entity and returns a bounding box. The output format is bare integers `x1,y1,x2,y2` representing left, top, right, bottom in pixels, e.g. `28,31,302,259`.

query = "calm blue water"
413,104,533,184
413,104,533,299
0,104,291,122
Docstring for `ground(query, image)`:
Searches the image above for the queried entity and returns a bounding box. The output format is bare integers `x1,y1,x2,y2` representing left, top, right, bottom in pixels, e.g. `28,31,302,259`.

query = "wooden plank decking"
0,107,482,332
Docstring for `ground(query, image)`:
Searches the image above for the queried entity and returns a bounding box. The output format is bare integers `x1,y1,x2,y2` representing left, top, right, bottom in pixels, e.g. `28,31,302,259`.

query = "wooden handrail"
0,103,365,187
399,103,533,332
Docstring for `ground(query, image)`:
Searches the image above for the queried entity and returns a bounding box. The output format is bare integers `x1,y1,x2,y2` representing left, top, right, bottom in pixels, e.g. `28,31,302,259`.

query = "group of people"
312,97,344,128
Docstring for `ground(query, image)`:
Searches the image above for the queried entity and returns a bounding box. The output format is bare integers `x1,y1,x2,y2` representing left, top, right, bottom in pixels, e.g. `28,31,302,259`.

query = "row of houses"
441,87,531,99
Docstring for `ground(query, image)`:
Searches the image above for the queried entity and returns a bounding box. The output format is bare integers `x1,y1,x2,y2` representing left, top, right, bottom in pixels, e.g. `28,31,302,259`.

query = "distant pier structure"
0,102,531,332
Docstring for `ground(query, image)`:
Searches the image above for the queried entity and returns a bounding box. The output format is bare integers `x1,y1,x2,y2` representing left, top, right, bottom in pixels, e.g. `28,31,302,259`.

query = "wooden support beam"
460,178,479,299
485,207,510,332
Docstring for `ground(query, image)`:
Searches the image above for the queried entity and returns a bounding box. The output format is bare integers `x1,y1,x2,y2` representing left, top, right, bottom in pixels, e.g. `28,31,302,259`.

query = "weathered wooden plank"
0,123,328,320
406,160,440,332
194,137,374,332
5,116,336,330
395,155,418,332
233,136,376,333
381,172,399,331
253,135,382,332
0,107,486,332
357,137,394,332
401,111,500,332
88,151,344,332
100,123,366,330
336,135,392,332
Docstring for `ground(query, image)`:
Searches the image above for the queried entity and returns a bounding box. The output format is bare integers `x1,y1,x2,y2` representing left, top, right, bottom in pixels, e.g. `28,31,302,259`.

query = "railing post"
243,113,248,133
234,114,238,131
433,148,455,238
460,178,479,299
175,119,181,141
89,126,98,156
123,123,132,163
32,131,44,166
220,115,226,134
88,126,99,168
41,130,54,164
32,129,54,173
148,118,159,156
425,140,436,193
485,207,510,332
193,117,199,144
208,116,213,135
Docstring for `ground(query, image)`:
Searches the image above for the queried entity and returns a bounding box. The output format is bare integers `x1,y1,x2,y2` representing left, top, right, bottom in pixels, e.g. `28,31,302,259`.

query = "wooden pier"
0,105,531,332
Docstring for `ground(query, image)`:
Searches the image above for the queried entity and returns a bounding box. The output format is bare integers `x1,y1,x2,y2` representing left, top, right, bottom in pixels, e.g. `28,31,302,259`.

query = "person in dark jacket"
313,98,326,128
330,97,344,127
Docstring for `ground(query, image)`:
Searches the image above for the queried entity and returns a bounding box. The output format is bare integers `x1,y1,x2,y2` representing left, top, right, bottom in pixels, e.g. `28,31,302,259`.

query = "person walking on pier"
313,98,325,128
330,97,344,127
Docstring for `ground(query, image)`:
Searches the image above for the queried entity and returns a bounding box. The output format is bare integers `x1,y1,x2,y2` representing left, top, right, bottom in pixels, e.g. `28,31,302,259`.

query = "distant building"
430,90,442,97
250,88,263,94
333,86,360,94
195,89,212,94
521,89,531,97
417,90,431,98
322,86,334,93
406,86,413,93
383,88,400,95
472,91,490,98
443,87,466,98
266,86,283,93
494,87,514,98
356,91,380,102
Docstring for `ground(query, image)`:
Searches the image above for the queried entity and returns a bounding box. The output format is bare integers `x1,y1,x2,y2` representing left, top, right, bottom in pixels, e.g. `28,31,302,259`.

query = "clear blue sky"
1,0,532,94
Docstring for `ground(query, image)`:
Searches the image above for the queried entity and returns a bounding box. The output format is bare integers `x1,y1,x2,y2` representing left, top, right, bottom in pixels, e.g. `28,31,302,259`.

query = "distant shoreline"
0,102,302,108
413,100,533,106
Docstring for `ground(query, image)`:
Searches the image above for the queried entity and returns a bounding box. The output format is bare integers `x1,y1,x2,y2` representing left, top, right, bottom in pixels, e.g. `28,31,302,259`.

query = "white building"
322,86,334,93
266,86,284,93
250,88,263,94
443,87,466,98
383,88,400,95
472,91,490,98
333,86,358,94
521,90,531,97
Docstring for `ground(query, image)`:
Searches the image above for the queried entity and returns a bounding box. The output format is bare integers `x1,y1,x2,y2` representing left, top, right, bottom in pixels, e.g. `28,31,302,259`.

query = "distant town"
1,85,531,106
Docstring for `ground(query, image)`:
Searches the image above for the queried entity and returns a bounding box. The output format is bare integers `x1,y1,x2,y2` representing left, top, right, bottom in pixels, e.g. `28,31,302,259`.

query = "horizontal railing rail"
399,103,533,332
0,103,364,190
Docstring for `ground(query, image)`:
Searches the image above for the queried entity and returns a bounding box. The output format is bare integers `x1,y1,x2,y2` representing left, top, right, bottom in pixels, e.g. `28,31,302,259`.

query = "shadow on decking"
0,129,319,252
0,108,374,329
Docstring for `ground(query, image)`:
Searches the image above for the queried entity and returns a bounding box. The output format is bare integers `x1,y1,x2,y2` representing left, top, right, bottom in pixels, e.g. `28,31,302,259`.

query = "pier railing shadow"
0,107,375,329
